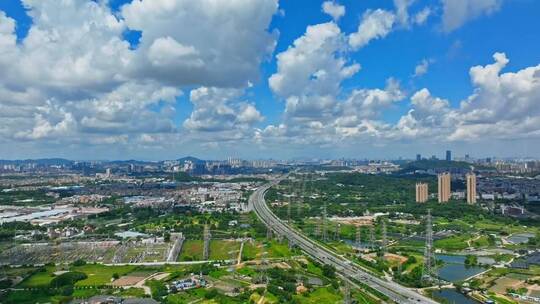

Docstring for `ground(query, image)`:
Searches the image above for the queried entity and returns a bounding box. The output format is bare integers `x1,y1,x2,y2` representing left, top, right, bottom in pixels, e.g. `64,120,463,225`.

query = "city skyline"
1,0,539,160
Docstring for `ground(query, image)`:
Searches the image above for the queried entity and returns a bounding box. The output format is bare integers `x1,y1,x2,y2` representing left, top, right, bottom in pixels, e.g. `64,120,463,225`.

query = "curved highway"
250,179,439,304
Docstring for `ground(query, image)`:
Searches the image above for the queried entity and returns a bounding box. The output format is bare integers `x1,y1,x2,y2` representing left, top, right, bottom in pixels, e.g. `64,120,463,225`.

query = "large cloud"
184,86,263,139
451,52,540,140
0,0,277,153
396,53,540,142
264,20,407,146
121,0,278,87
263,51,540,150
268,21,362,132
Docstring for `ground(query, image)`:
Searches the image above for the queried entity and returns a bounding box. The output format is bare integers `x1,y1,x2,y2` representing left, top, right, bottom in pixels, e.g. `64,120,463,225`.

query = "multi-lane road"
250,179,439,304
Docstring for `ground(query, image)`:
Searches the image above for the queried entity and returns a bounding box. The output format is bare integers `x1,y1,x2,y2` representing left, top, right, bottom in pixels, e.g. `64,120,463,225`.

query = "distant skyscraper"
466,173,477,204
438,172,451,203
446,150,452,161
416,154,421,161
416,183,429,203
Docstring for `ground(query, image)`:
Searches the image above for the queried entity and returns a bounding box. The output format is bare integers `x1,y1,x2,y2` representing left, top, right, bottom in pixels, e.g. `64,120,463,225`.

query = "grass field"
18,266,56,288
329,241,356,255
73,264,136,286
471,235,491,248
18,264,136,288
266,241,293,258
353,290,380,304
434,234,471,251
1,266,37,277
241,241,262,261
118,287,146,298
294,287,342,304
209,240,240,260
487,294,518,304
3,290,70,304
180,240,204,261
72,288,102,299
305,261,323,276
166,292,200,303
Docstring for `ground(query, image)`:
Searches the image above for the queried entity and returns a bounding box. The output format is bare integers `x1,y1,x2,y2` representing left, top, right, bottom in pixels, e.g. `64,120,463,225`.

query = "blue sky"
0,0,539,160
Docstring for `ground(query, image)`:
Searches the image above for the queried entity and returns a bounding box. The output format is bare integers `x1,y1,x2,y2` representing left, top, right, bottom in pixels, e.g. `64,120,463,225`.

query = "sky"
0,0,539,161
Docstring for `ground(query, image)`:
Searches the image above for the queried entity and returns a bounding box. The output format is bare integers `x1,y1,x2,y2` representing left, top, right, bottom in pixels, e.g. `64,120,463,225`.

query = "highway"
250,179,439,304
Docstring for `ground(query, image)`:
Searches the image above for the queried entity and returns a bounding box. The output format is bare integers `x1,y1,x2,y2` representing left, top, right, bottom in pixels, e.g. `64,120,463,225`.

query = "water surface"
436,254,486,282
431,289,479,304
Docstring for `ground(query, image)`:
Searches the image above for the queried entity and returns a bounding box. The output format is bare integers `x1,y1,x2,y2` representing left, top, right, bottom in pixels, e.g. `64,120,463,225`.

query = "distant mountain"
177,156,205,164
0,158,73,166
107,160,157,165
399,160,473,173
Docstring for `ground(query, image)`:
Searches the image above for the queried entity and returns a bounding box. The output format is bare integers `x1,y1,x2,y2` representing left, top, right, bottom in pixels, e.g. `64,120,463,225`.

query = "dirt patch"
111,275,145,287
152,273,170,281
271,262,291,269
330,216,374,226
384,253,408,264
490,277,523,294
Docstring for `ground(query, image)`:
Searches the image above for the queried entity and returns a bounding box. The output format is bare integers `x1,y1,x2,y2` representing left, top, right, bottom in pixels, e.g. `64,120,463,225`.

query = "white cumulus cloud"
349,9,395,49
322,1,346,21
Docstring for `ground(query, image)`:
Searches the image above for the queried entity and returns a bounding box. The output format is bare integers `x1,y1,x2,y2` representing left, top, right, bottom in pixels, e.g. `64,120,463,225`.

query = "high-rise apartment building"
415,183,429,203
446,150,452,161
466,173,477,204
438,172,451,203
416,154,421,161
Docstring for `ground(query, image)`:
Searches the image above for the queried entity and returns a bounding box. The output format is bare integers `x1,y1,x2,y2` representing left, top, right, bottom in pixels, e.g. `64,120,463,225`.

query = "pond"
508,233,535,244
436,254,486,282
431,289,480,304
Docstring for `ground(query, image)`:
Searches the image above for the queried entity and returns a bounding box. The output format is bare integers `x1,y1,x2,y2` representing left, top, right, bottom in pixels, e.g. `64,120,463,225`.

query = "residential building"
415,183,428,203
438,172,451,203
466,173,477,204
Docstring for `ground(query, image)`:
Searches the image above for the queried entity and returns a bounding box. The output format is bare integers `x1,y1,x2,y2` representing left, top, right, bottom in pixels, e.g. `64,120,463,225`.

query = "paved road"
250,179,439,304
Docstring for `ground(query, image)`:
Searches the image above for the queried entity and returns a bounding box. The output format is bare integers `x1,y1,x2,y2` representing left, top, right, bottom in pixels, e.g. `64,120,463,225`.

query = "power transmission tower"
287,193,292,223
322,203,328,242
266,224,272,240
382,220,388,254
298,175,305,217
343,280,351,304
288,238,294,250
369,226,375,251
334,223,340,240
203,224,211,260
356,226,362,249
422,209,434,283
